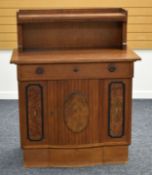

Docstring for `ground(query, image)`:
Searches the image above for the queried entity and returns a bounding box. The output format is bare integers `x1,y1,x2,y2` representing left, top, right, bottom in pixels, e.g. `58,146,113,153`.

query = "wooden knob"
108,64,117,72
36,67,44,75
73,67,79,72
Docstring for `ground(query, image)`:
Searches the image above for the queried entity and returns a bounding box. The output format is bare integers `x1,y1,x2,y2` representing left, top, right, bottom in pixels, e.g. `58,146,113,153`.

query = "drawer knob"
73,67,79,72
36,67,44,75
108,64,117,72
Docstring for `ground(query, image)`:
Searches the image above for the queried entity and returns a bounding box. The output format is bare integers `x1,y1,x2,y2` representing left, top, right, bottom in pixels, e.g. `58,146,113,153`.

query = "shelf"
11,48,140,64
18,8,127,23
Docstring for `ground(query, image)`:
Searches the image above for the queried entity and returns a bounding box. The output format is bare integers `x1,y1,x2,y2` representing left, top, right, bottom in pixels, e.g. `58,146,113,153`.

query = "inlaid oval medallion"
64,93,89,133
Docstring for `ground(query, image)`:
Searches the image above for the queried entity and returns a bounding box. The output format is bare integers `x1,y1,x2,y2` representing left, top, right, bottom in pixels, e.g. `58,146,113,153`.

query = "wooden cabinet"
11,8,140,167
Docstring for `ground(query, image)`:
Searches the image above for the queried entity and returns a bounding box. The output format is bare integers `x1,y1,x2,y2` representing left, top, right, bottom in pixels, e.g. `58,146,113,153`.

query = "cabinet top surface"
11,48,140,64
17,8,127,23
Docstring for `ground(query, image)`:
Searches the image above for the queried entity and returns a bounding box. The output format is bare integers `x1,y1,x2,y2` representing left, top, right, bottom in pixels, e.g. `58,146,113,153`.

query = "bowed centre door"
48,79,103,146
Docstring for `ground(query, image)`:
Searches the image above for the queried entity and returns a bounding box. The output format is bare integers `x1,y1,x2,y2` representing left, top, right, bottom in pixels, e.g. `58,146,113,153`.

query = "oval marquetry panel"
108,82,125,138
64,93,89,133
26,84,44,141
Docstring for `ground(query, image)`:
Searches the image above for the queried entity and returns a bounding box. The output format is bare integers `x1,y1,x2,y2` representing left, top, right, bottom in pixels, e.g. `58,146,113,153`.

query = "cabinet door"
102,79,132,144
19,81,48,147
48,80,102,146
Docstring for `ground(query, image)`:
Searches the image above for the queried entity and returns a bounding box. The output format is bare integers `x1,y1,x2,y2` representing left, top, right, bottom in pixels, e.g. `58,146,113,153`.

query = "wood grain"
64,92,89,133
108,82,125,138
24,149,49,167
26,84,44,141
23,145,128,167
102,79,132,144
17,62,133,81
18,81,49,146
1,6,152,49
21,22,122,50
11,49,140,65
11,8,140,167
48,80,102,145
3,29,152,42
103,146,128,164
14,9,127,51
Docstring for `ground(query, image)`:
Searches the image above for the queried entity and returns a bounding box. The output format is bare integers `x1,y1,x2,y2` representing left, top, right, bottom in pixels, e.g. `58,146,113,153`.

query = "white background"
0,50,151,99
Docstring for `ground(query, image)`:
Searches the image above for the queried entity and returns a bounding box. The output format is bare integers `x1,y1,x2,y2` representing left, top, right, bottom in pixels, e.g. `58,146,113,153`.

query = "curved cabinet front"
19,79,131,167
48,79,103,146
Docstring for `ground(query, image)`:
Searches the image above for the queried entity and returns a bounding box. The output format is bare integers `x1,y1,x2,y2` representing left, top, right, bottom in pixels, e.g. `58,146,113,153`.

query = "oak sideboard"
11,8,141,167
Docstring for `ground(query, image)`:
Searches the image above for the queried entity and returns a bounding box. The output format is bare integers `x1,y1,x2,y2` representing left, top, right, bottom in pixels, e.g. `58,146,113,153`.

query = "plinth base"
23,145,128,167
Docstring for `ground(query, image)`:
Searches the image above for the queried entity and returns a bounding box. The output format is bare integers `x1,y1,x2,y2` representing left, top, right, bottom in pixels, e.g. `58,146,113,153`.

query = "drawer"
18,62,133,81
